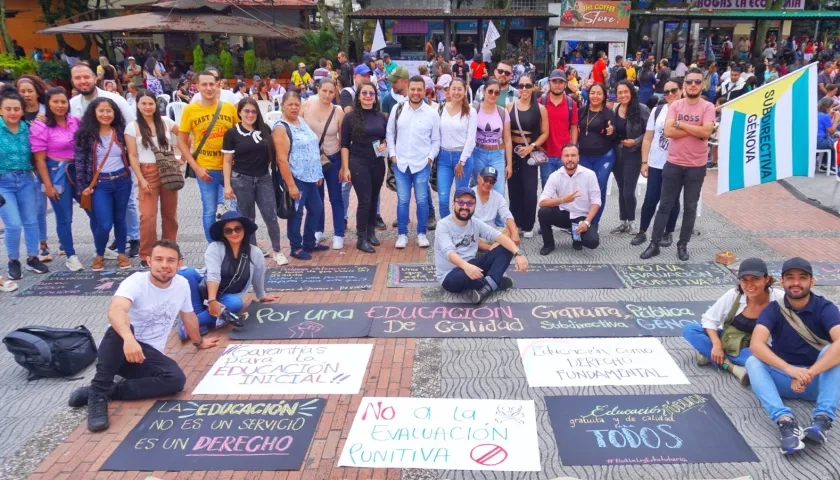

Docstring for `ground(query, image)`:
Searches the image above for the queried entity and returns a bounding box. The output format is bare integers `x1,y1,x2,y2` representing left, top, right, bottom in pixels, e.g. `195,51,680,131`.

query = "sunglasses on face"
486,89,500,96
664,87,680,95
481,176,497,185
359,91,376,97
519,84,534,89
496,69,512,76
684,79,703,85
455,200,476,208
223,226,244,235
241,109,258,115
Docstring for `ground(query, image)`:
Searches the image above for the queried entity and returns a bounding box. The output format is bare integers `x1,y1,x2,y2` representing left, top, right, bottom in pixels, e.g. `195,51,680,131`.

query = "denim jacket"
74,128,129,188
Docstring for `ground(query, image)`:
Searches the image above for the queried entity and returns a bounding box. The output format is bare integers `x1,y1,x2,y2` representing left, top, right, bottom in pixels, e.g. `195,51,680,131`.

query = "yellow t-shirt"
180,101,239,170
626,66,637,81
291,71,312,87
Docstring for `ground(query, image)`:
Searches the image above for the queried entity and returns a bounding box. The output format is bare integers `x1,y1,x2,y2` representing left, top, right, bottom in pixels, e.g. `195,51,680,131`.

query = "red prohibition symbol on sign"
470,443,508,466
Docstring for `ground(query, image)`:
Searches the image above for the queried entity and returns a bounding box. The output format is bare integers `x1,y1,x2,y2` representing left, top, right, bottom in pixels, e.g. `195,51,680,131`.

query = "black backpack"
3,325,97,381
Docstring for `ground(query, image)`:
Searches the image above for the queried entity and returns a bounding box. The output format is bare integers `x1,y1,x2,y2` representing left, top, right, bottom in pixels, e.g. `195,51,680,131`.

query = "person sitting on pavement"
471,166,520,251
682,257,785,385
177,212,279,340
537,144,601,254
745,257,840,455
68,240,219,432
436,187,528,304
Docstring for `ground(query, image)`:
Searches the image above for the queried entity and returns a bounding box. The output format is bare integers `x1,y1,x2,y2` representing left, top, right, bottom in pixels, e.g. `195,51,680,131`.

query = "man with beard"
435,187,528,304
474,60,519,108
537,144,601,254
746,257,840,455
641,68,714,261
67,240,219,432
381,66,409,118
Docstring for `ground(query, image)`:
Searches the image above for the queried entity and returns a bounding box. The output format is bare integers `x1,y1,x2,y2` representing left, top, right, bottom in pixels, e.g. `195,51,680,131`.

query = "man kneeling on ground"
746,257,840,455
436,187,528,304
68,240,219,432
473,166,520,251
537,144,600,255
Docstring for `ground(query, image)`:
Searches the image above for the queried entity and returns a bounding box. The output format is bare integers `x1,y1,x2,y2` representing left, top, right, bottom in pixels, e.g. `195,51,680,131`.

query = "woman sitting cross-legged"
177,211,279,339
682,257,785,386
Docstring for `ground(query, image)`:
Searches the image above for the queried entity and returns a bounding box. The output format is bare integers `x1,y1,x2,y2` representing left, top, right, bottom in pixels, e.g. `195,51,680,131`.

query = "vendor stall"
549,1,631,71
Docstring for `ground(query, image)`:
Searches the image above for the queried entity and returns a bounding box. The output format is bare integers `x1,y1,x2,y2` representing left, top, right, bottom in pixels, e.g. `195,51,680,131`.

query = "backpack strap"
653,104,665,123
722,293,743,327
776,300,832,351
394,102,404,145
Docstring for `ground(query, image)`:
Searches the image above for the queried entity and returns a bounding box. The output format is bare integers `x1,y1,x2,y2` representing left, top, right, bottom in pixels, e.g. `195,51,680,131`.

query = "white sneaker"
332,236,344,250
273,252,289,266
315,232,324,243
104,248,119,260
417,234,430,248
523,230,534,239
65,255,84,272
395,235,408,249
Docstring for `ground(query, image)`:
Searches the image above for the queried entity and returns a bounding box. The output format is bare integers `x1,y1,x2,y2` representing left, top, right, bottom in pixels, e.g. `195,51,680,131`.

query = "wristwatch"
674,120,681,129
582,220,591,228
192,338,204,348
515,249,525,257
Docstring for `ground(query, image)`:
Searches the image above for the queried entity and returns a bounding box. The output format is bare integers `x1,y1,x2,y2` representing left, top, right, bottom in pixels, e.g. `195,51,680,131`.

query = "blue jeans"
539,156,563,190
178,266,246,329
437,150,473,219
0,171,39,260
33,176,47,243
46,160,81,257
197,169,225,242
393,164,430,235
579,149,616,225
470,148,506,197
681,323,751,367
126,178,139,241
746,346,840,423
317,153,346,237
91,170,132,256
288,179,323,251
818,136,836,167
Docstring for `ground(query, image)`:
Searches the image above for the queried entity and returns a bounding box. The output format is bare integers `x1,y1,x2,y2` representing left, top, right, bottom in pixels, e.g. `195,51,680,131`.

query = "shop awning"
38,11,306,39
349,9,556,19
631,9,840,19
392,19,428,35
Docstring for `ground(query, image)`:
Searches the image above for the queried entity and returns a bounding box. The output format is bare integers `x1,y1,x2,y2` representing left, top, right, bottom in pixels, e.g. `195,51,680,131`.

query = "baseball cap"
298,62,306,68
253,75,261,81
549,69,567,81
354,64,372,76
737,258,768,279
454,187,476,200
479,166,499,180
388,66,409,83
781,257,813,277
127,56,135,61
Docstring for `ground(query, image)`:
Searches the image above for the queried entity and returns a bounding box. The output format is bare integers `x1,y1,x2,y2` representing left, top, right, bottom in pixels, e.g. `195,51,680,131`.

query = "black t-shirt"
578,107,618,157
732,312,757,334
340,109,387,161
220,247,251,294
339,87,355,111
221,124,273,178
655,68,671,91
452,63,469,82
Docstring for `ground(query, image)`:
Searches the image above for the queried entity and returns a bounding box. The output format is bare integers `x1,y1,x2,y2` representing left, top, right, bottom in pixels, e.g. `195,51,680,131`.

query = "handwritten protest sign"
264,265,376,292
338,397,540,471
100,399,325,471
17,270,132,297
518,338,689,387
614,263,734,288
193,344,373,395
387,263,624,289
234,303,373,340
545,395,758,465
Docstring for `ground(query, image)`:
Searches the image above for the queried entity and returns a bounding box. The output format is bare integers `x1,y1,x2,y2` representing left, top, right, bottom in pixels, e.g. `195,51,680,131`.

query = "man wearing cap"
452,54,469,83
435,187,528,304
537,144,600,254
473,166,519,250
538,70,579,191
291,63,313,93
746,257,840,455
381,66,409,116
383,53,398,75
340,64,373,113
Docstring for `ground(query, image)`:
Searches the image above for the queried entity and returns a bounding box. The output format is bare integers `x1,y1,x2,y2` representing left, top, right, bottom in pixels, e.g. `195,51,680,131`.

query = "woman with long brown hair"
436,77,476,219
252,81,271,101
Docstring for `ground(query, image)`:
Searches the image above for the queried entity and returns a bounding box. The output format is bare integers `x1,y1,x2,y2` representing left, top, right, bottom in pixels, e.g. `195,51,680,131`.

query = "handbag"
720,293,752,357
184,101,223,179
318,106,336,172
80,132,116,211
273,122,295,219
152,145,184,191
513,103,548,166
777,300,831,351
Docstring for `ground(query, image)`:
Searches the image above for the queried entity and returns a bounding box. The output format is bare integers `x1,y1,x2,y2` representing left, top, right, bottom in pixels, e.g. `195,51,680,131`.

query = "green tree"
244,50,256,76
302,28,340,70
38,0,112,59
219,49,234,78
753,0,786,58
193,44,205,71
0,0,14,56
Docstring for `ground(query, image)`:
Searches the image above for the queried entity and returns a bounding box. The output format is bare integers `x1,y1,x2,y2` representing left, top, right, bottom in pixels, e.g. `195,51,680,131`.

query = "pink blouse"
29,116,80,160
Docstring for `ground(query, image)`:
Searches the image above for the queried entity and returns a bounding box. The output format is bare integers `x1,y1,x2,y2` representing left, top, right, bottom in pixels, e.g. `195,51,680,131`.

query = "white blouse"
439,105,477,164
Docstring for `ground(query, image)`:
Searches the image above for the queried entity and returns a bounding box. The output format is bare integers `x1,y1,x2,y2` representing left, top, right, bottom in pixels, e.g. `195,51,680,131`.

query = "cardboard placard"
193,344,373,395
264,265,376,292
387,263,624,289
614,263,734,288
16,270,132,297
100,399,325,471
545,395,759,466
338,397,540,471
735,261,840,286
387,263,437,287
518,338,689,387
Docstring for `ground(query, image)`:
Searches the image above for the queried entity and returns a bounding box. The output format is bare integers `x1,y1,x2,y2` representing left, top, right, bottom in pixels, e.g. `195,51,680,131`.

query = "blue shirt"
817,112,832,140
0,120,31,175
757,293,840,367
274,118,323,183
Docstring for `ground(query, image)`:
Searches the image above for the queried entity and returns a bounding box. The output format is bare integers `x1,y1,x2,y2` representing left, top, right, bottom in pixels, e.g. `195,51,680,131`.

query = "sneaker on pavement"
87,392,110,432
778,418,805,455
91,256,105,272
395,235,408,249
315,232,325,243
523,230,534,239
0,277,18,292
8,260,22,280
375,216,387,230
499,275,514,291
417,234,430,248
26,257,49,274
68,386,90,408
117,254,132,270
38,246,52,262
805,415,832,445
610,222,629,234
103,248,119,260
696,353,710,365
273,252,289,266
66,255,84,272
128,240,140,258
427,216,437,231
332,237,344,250
660,232,674,248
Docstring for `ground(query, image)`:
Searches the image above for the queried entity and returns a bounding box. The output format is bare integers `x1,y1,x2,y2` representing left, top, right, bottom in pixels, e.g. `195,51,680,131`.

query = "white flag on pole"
483,21,501,55
371,20,387,55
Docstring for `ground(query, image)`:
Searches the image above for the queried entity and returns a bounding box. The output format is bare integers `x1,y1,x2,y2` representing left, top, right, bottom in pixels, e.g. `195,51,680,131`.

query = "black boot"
357,230,375,253
640,242,660,260
367,225,381,246
87,392,110,432
470,282,494,304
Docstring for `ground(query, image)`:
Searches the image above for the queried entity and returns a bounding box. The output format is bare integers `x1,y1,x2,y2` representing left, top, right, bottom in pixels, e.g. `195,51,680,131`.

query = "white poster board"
518,338,689,387
338,397,540,471
194,343,373,395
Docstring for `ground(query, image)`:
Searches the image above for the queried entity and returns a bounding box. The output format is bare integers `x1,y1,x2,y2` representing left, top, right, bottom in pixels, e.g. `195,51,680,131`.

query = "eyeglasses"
455,200,476,208
519,84,534,90
684,79,703,85
486,89,500,96
241,109,258,115
359,91,376,97
481,176,497,185
496,69,512,76
664,87,680,95
223,226,244,235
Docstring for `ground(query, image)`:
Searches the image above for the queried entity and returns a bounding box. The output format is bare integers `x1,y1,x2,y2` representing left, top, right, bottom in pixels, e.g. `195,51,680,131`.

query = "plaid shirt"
473,84,519,109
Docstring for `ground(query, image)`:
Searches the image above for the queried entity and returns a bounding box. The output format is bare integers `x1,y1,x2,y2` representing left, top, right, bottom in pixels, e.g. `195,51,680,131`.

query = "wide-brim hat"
209,211,258,242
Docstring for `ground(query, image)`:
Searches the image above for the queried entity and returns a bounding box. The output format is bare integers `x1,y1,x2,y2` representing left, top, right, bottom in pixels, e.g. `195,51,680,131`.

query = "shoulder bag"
184,101,223,179
513,103,547,166
140,121,184,192
272,121,294,219
80,132,116,211
720,293,752,356
777,300,831,351
318,106,336,172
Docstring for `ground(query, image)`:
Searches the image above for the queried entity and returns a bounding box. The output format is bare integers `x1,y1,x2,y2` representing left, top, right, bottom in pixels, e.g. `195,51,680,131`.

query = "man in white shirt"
387,75,441,249
537,144,601,254
67,240,219,432
472,166,519,250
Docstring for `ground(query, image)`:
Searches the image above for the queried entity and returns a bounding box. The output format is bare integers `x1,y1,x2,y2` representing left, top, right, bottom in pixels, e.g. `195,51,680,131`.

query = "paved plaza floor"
1,171,840,480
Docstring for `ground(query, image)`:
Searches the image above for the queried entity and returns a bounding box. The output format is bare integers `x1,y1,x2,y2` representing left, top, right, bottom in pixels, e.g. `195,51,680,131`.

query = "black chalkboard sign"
736,261,840,286
545,395,758,466
264,265,376,292
614,263,734,288
17,270,133,297
100,399,325,471
387,263,624,289
230,303,373,340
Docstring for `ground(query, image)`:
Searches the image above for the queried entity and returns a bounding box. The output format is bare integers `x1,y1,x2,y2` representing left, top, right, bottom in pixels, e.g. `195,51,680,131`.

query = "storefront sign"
691,0,804,9
560,1,632,29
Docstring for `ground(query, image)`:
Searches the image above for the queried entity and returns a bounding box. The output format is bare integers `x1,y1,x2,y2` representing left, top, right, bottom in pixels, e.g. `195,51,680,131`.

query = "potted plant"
193,45,205,72
0,54,36,79
255,57,271,78
219,50,234,80
244,50,256,77
204,54,220,70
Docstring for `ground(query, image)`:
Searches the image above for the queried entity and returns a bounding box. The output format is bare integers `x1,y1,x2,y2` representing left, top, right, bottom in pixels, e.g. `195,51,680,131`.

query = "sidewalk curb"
778,179,840,219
